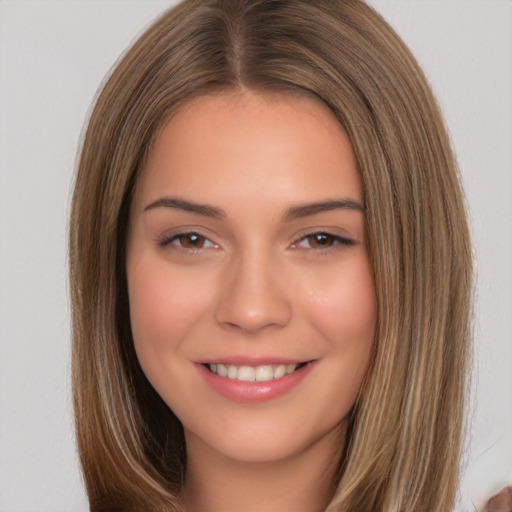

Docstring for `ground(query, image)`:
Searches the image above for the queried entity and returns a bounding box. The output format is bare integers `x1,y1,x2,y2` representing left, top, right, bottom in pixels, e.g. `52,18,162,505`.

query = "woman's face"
127,91,376,464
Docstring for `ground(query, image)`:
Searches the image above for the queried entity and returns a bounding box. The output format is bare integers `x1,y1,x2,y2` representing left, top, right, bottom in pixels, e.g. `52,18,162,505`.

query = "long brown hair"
69,1,473,510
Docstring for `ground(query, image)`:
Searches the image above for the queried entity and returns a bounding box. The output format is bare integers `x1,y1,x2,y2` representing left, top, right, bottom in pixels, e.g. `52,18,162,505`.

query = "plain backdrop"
0,1,510,511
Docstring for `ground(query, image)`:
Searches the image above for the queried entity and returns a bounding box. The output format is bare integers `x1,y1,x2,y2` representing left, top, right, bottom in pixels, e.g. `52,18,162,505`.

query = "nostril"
214,259,293,332
215,293,293,333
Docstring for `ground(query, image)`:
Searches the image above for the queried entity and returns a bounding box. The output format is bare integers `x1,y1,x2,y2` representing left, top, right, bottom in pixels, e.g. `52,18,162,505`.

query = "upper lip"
197,356,314,366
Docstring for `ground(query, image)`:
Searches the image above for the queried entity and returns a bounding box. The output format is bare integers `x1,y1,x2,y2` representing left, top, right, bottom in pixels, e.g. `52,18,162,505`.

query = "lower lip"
197,362,314,403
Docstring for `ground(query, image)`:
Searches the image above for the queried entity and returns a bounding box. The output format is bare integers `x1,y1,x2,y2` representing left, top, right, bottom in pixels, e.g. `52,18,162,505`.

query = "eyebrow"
143,197,225,218
283,198,364,220
143,196,364,220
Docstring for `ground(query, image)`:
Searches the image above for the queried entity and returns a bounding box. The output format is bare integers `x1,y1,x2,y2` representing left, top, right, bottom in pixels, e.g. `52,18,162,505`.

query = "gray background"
0,1,510,511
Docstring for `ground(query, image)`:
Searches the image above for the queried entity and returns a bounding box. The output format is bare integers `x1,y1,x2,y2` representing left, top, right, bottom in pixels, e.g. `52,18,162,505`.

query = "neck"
180,424,345,512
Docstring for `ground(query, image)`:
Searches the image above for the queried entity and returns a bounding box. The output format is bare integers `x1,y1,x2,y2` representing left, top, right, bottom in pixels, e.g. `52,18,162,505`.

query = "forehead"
135,90,362,208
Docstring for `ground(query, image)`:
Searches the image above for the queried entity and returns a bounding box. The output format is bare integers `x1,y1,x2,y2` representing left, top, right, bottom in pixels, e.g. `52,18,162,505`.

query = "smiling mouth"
204,362,308,382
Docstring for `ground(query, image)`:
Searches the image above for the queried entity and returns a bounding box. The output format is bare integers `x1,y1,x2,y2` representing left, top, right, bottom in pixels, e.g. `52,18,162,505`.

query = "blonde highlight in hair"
70,1,473,510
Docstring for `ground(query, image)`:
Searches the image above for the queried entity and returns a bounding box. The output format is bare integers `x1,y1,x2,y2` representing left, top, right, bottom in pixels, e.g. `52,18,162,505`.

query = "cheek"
127,261,213,360
286,256,375,439
302,256,376,349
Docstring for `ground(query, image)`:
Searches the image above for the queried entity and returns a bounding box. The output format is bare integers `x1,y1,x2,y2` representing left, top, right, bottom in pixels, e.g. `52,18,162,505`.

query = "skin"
127,90,376,512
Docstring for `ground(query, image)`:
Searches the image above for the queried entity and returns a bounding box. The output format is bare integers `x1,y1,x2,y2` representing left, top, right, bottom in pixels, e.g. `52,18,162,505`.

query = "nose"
214,250,292,334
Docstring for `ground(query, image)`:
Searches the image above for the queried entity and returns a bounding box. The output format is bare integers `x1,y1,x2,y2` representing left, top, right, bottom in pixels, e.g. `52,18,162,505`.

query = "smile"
207,363,304,382
199,360,314,403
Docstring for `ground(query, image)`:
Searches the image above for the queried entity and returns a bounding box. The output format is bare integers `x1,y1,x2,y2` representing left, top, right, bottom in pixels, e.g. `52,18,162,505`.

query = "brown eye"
292,232,354,250
177,233,207,249
157,231,218,251
306,233,335,248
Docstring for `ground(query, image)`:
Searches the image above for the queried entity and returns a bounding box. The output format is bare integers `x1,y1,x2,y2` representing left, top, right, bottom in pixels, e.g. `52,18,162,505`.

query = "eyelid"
290,230,355,249
154,227,355,252
156,229,219,251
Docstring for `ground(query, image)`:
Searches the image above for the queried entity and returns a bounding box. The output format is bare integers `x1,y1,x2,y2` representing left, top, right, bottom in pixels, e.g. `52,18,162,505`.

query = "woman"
69,0,474,510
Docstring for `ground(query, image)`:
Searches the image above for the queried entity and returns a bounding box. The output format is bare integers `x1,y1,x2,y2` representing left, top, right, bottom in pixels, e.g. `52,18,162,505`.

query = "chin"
183,410,346,466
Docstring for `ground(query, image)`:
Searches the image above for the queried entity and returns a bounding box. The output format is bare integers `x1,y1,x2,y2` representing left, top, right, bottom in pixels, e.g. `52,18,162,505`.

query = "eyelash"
157,231,218,251
291,232,355,250
157,230,354,252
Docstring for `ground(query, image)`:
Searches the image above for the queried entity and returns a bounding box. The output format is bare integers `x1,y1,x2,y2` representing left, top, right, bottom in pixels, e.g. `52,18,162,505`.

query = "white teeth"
217,363,228,377
227,365,238,379
255,366,274,381
237,366,256,381
273,365,286,379
208,363,300,381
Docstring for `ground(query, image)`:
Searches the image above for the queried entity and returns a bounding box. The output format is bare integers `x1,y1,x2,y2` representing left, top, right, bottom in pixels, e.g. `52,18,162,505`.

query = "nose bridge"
215,243,292,333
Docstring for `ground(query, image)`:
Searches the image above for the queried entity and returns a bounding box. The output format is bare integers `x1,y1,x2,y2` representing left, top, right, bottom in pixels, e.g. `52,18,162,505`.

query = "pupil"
182,233,203,248
310,233,331,248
